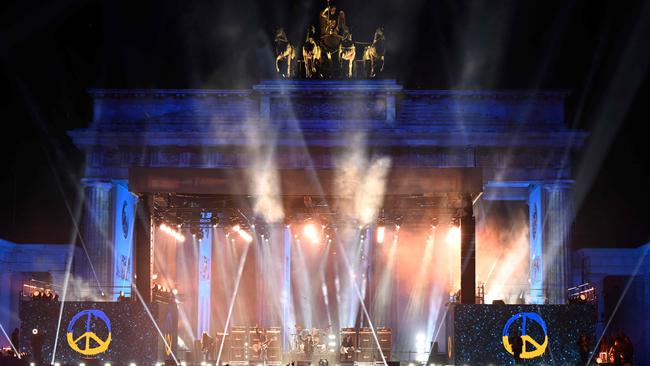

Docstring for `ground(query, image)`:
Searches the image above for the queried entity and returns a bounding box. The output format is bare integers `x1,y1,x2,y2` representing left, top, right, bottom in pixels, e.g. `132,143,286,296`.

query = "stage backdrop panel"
20,301,177,365
447,304,596,365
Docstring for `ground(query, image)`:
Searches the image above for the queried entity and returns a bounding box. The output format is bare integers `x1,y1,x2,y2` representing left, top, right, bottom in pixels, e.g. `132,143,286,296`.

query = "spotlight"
172,288,178,295
233,225,253,243
211,216,219,228
129,363,136,366
446,226,460,245
55,363,61,366
32,329,38,335
431,217,438,229
160,223,185,242
303,222,319,243
80,363,86,366
105,363,111,366
376,224,385,244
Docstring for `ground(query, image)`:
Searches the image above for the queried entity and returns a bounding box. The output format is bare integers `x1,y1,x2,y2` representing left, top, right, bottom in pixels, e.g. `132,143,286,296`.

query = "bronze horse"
362,27,385,78
302,25,321,78
275,28,296,78
339,32,355,78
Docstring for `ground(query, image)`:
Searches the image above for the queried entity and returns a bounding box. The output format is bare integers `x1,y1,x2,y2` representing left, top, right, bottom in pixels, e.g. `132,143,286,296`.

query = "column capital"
542,180,574,191
81,178,114,190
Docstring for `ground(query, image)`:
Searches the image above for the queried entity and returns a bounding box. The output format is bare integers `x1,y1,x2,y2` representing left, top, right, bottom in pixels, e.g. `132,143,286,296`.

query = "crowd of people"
0,328,28,366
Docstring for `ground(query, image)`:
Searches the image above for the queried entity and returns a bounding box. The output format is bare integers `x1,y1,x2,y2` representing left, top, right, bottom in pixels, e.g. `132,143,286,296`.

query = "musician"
340,334,355,356
255,327,269,363
300,330,314,360
201,331,215,361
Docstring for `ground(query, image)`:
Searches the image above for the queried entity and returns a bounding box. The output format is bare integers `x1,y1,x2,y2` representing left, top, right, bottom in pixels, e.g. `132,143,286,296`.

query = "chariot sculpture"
273,0,385,79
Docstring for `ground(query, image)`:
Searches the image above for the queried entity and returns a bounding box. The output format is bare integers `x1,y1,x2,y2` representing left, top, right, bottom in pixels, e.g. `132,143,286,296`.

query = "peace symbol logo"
66,309,112,356
502,312,548,359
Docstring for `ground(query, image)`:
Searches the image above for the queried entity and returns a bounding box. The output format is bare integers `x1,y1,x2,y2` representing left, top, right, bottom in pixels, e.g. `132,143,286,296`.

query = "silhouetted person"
509,331,523,365
10,328,19,352
622,335,633,366
578,333,589,365
609,337,623,366
30,329,45,366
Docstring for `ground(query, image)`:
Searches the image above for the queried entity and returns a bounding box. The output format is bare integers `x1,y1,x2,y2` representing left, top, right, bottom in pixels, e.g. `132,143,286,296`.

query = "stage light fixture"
105,363,111,366
32,329,38,335
54,363,61,366
232,224,253,242
79,363,85,366
446,226,460,246
160,223,185,242
129,363,136,366
303,222,319,243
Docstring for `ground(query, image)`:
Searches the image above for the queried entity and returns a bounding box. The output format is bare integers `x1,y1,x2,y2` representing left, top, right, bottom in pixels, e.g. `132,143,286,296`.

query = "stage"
18,300,595,366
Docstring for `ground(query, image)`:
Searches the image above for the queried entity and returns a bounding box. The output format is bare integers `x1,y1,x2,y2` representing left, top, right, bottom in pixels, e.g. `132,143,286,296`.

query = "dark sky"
0,0,648,248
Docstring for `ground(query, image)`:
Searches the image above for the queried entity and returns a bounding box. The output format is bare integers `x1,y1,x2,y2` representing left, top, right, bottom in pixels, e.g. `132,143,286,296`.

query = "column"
281,225,294,350
386,94,396,122
542,182,574,304
528,185,544,304
81,180,114,293
460,194,476,304
134,193,153,303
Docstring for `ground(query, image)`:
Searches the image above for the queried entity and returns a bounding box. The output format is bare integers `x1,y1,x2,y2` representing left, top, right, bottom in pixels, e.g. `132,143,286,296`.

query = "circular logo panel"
66,309,112,356
502,312,548,359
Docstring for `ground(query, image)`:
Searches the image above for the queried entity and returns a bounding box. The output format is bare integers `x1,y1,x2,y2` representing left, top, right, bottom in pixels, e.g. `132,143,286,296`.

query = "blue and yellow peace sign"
502,312,548,359
66,309,112,356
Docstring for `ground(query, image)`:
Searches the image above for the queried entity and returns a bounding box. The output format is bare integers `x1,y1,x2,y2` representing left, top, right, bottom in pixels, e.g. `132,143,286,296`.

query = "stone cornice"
403,89,570,100
253,79,403,94
88,89,252,98
67,129,588,148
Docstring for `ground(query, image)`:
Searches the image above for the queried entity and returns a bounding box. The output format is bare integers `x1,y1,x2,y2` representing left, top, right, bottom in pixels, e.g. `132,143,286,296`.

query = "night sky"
0,0,648,249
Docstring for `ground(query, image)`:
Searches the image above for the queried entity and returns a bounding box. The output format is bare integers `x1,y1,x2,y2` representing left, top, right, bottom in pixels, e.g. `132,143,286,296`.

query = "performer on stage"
201,331,215,361
300,330,314,361
253,327,269,365
340,334,356,356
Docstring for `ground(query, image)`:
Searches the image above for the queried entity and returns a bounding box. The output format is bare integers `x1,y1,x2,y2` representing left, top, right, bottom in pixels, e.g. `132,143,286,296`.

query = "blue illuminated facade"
8,80,647,360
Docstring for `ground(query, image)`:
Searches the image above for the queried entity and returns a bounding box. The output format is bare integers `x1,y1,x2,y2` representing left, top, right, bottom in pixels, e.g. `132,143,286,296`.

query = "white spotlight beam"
216,241,252,366
132,287,179,365
0,321,20,358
